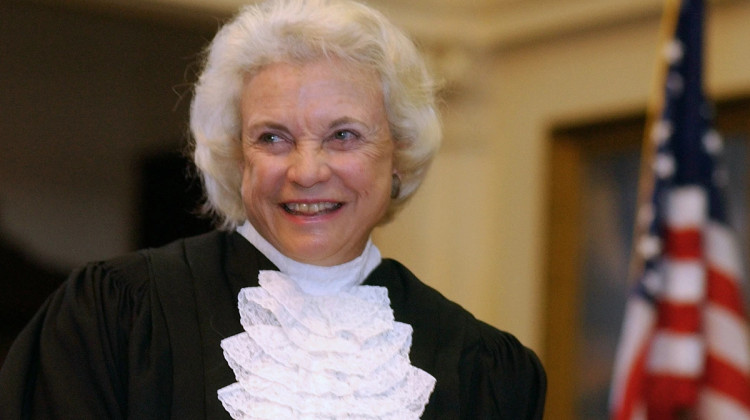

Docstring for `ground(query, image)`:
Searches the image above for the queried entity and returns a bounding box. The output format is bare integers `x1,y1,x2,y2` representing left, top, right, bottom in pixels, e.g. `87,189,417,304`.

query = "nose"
287,146,332,188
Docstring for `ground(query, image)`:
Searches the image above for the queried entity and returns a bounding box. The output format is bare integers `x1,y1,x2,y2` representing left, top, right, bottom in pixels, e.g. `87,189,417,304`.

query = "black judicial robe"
0,231,546,419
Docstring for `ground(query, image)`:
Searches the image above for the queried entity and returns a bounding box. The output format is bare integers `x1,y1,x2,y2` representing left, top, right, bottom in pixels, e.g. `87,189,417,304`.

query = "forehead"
243,58,381,99
240,58,386,123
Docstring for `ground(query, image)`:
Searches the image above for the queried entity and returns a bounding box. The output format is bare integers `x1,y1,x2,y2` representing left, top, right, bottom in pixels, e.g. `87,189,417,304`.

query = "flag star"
642,269,664,297
666,72,684,95
664,39,685,64
651,120,673,146
654,153,676,179
637,203,655,228
702,129,723,155
638,234,662,260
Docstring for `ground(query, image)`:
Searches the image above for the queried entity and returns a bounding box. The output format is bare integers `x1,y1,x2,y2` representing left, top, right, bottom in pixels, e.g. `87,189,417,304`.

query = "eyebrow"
244,121,290,134
243,116,372,139
328,116,368,130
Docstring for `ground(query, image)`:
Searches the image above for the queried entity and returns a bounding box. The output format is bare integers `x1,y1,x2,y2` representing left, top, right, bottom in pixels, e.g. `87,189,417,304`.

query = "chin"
289,246,349,266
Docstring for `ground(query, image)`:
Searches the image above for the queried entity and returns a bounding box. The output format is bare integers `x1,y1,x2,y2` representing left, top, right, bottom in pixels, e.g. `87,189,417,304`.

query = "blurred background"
2,0,750,418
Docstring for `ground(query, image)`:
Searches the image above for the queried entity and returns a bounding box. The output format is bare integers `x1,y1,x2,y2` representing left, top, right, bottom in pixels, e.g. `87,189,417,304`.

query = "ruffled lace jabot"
217,222,436,419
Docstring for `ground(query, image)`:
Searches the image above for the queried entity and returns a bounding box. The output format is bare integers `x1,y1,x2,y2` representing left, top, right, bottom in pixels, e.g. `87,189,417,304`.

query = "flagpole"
628,0,684,286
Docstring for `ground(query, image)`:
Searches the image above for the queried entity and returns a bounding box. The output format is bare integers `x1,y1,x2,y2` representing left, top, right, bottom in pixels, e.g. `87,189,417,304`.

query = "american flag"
609,0,750,419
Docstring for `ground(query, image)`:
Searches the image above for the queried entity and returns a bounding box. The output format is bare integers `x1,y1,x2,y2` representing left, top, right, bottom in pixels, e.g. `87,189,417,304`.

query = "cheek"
241,156,280,199
342,156,392,195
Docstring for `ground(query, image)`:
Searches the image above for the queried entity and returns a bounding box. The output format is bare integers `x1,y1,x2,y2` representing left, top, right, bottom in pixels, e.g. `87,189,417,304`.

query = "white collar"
236,221,382,296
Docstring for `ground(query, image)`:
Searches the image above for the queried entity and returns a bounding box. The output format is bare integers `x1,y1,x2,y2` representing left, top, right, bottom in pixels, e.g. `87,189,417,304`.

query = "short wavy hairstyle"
190,0,442,229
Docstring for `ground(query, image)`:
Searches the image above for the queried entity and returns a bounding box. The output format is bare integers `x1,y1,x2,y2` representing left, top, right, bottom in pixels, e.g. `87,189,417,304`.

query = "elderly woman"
0,0,545,418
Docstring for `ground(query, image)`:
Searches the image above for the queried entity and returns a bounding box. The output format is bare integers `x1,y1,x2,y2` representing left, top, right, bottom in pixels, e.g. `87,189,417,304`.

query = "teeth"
285,202,339,215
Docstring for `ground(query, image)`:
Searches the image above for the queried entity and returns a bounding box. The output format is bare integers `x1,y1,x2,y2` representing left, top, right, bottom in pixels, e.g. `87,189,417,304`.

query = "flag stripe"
707,267,746,316
647,332,704,376
665,185,707,227
705,222,742,277
704,304,750,372
646,374,700,410
704,354,750,408
663,260,705,302
656,302,700,332
610,298,657,418
664,229,702,259
613,331,651,420
700,389,750,419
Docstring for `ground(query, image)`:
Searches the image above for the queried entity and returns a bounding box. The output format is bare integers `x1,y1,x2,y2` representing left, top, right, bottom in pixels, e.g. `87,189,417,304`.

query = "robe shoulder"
0,231,232,419
369,259,547,419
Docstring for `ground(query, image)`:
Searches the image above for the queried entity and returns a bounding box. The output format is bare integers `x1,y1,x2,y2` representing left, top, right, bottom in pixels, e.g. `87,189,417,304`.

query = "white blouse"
217,222,436,419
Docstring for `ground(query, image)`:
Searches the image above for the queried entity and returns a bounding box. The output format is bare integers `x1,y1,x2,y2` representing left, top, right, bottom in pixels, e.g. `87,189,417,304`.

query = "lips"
282,202,342,216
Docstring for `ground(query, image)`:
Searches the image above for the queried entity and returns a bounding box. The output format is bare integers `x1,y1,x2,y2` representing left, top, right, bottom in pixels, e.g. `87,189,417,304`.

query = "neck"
236,221,382,295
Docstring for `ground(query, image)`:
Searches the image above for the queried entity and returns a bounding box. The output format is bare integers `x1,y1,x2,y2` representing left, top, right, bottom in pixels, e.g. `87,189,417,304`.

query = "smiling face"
239,58,395,266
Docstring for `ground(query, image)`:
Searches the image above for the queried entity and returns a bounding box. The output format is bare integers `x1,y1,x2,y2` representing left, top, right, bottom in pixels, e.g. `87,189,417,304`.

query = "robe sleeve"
0,253,170,419
460,320,547,420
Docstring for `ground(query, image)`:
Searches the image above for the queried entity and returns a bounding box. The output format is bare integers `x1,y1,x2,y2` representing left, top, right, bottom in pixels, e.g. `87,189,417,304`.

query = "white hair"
190,0,442,229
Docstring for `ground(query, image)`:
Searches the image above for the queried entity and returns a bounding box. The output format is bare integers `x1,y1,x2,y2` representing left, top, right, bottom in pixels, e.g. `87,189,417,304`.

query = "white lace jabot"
217,222,436,419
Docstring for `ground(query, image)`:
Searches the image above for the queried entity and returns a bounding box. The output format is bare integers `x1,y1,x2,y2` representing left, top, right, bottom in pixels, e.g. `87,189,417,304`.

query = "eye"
259,133,283,143
332,129,358,141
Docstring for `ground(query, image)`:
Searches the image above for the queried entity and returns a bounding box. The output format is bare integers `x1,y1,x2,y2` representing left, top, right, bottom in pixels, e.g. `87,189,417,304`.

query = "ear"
390,172,401,199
